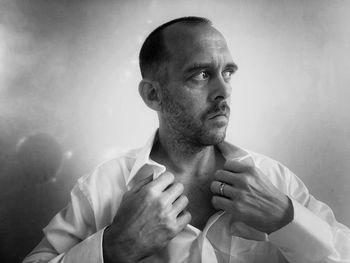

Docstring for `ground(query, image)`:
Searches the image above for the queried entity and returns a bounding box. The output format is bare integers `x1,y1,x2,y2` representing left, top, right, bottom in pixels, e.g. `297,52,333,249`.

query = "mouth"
208,111,229,120
207,101,230,120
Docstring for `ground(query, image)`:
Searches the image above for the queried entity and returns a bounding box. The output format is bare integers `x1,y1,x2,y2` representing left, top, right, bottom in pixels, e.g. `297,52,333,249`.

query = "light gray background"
0,0,349,261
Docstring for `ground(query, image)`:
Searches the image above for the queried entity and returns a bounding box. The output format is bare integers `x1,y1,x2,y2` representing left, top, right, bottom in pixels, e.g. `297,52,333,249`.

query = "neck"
151,129,218,177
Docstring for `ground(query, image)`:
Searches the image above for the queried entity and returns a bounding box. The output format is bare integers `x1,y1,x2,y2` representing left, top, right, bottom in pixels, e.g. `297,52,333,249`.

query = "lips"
208,110,229,119
206,101,230,120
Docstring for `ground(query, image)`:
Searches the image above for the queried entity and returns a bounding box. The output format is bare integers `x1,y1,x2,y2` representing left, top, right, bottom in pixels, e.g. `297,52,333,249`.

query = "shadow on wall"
0,132,76,262
286,117,350,226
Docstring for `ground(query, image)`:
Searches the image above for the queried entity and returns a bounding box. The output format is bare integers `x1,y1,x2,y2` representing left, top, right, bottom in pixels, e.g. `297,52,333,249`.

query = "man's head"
139,16,212,84
138,17,237,146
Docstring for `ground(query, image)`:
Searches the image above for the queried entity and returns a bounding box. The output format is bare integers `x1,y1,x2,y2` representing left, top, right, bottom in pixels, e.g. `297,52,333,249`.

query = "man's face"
159,23,236,146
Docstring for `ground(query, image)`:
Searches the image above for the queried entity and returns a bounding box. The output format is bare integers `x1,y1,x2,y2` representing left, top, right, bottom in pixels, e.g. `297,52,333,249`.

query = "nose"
209,75,231,102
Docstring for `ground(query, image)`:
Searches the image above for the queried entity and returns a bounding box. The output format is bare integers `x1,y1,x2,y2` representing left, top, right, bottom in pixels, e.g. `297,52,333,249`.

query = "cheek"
166,84,209,117
180,96,206,117
181,86,208,108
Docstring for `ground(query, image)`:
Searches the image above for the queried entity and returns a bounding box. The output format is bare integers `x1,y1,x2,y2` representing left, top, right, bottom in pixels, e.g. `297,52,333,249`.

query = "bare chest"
183,179,217,231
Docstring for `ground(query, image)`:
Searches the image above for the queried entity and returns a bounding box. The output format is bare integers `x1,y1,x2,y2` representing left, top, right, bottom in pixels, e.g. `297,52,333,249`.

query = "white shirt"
23,132,350,263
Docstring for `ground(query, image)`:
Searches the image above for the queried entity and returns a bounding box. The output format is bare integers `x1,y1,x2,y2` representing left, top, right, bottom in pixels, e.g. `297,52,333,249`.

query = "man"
23,16,350,263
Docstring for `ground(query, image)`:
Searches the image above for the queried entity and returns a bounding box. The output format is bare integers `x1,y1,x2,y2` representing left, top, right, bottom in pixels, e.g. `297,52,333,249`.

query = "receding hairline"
163,20,218,43
148,16,213,42
139,16,213,82
161,21,224,54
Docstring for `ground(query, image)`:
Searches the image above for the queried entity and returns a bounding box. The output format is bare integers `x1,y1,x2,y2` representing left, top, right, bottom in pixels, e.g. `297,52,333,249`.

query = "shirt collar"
126,130,251,188
217,140,250,161
126,130,165,188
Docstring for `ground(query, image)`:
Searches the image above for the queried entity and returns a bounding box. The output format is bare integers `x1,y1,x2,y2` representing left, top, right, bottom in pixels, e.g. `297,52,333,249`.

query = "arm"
102,172,191,263
211,158,350,262
23,172,191,263
268,167,350,262
22,179,104,263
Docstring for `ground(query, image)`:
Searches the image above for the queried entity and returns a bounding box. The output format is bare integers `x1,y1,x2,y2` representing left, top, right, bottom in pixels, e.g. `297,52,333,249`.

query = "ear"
138,79,162,111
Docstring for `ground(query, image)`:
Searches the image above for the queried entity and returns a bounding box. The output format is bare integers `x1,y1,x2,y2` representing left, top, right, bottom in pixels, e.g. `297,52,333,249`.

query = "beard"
159,87,230,147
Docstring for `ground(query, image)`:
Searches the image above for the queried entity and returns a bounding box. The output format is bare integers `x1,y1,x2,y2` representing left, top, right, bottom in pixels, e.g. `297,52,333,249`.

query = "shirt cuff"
268,198,333,261
63,227,106,263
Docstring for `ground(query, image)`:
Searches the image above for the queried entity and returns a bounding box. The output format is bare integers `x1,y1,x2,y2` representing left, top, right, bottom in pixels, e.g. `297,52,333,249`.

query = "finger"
224,156,254,173
215,170,244,186
149,171,175,192
176,210,192,231
211,196,235,214
163,182,184,203
131,174,153,193
210,180,238,199
172,195,188,216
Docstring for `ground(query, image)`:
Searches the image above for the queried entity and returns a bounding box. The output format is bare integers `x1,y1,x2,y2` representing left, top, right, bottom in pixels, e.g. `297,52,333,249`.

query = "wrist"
268,196,294,234
102,225,137,263
281,196,294,226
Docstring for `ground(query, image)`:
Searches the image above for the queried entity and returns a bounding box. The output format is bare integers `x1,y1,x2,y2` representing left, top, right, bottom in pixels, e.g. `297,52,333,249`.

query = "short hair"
139,16,212,83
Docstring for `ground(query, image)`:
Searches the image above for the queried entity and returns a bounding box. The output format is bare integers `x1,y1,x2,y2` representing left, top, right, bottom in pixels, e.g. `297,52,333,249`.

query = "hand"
103,172,191,263
210,158,293,234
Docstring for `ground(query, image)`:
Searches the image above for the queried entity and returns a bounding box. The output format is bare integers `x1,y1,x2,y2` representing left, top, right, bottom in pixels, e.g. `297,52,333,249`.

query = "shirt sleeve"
268,167,350,262
22,179,105,263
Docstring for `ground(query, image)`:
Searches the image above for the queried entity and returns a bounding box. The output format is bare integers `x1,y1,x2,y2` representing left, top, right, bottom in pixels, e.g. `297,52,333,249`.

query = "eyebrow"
184,62,238,73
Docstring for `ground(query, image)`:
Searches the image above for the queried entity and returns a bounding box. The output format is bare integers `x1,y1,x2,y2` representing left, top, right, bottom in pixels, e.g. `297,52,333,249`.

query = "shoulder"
71,147,143,228
78,146,141,189
245,149,294,193
220,141,292,179
246,150,288,174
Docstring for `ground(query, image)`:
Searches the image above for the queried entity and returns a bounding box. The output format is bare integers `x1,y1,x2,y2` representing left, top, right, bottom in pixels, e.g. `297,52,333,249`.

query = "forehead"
163,23,233,69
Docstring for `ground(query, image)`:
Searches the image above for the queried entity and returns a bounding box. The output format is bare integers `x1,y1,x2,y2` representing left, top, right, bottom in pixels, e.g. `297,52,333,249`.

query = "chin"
198,128,227,146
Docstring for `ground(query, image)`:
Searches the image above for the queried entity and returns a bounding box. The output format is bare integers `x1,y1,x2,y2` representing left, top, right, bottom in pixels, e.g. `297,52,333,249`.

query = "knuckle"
168,225,178,236
210,181,215,188
241,175,251,185
159,210,172,224
176,195,188,210
158,198,168,210
175,212,191,232
163,171,175,182
184,211,192,223
214,170,222,178
209,184,214,194
163,216,176,230
181,195,189,205
210,181,218,192
145,187,158,201
225,188,234,199
247,174,257,185
142,183,152,192
161,211,170,221
145,178,156,188
234,200,245,214
211,196,219,207
236,192,245,204
173,182,184,193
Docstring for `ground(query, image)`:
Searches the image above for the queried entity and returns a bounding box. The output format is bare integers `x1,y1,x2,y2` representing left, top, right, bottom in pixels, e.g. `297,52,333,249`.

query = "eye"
192,71,209,81
222,70,233,81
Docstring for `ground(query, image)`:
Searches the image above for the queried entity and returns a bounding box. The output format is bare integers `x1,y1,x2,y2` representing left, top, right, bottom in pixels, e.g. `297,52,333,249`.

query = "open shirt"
23,132,350,263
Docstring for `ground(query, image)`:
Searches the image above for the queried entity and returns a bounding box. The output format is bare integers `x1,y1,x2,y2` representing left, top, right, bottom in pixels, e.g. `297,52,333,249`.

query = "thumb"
131,174,153,193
